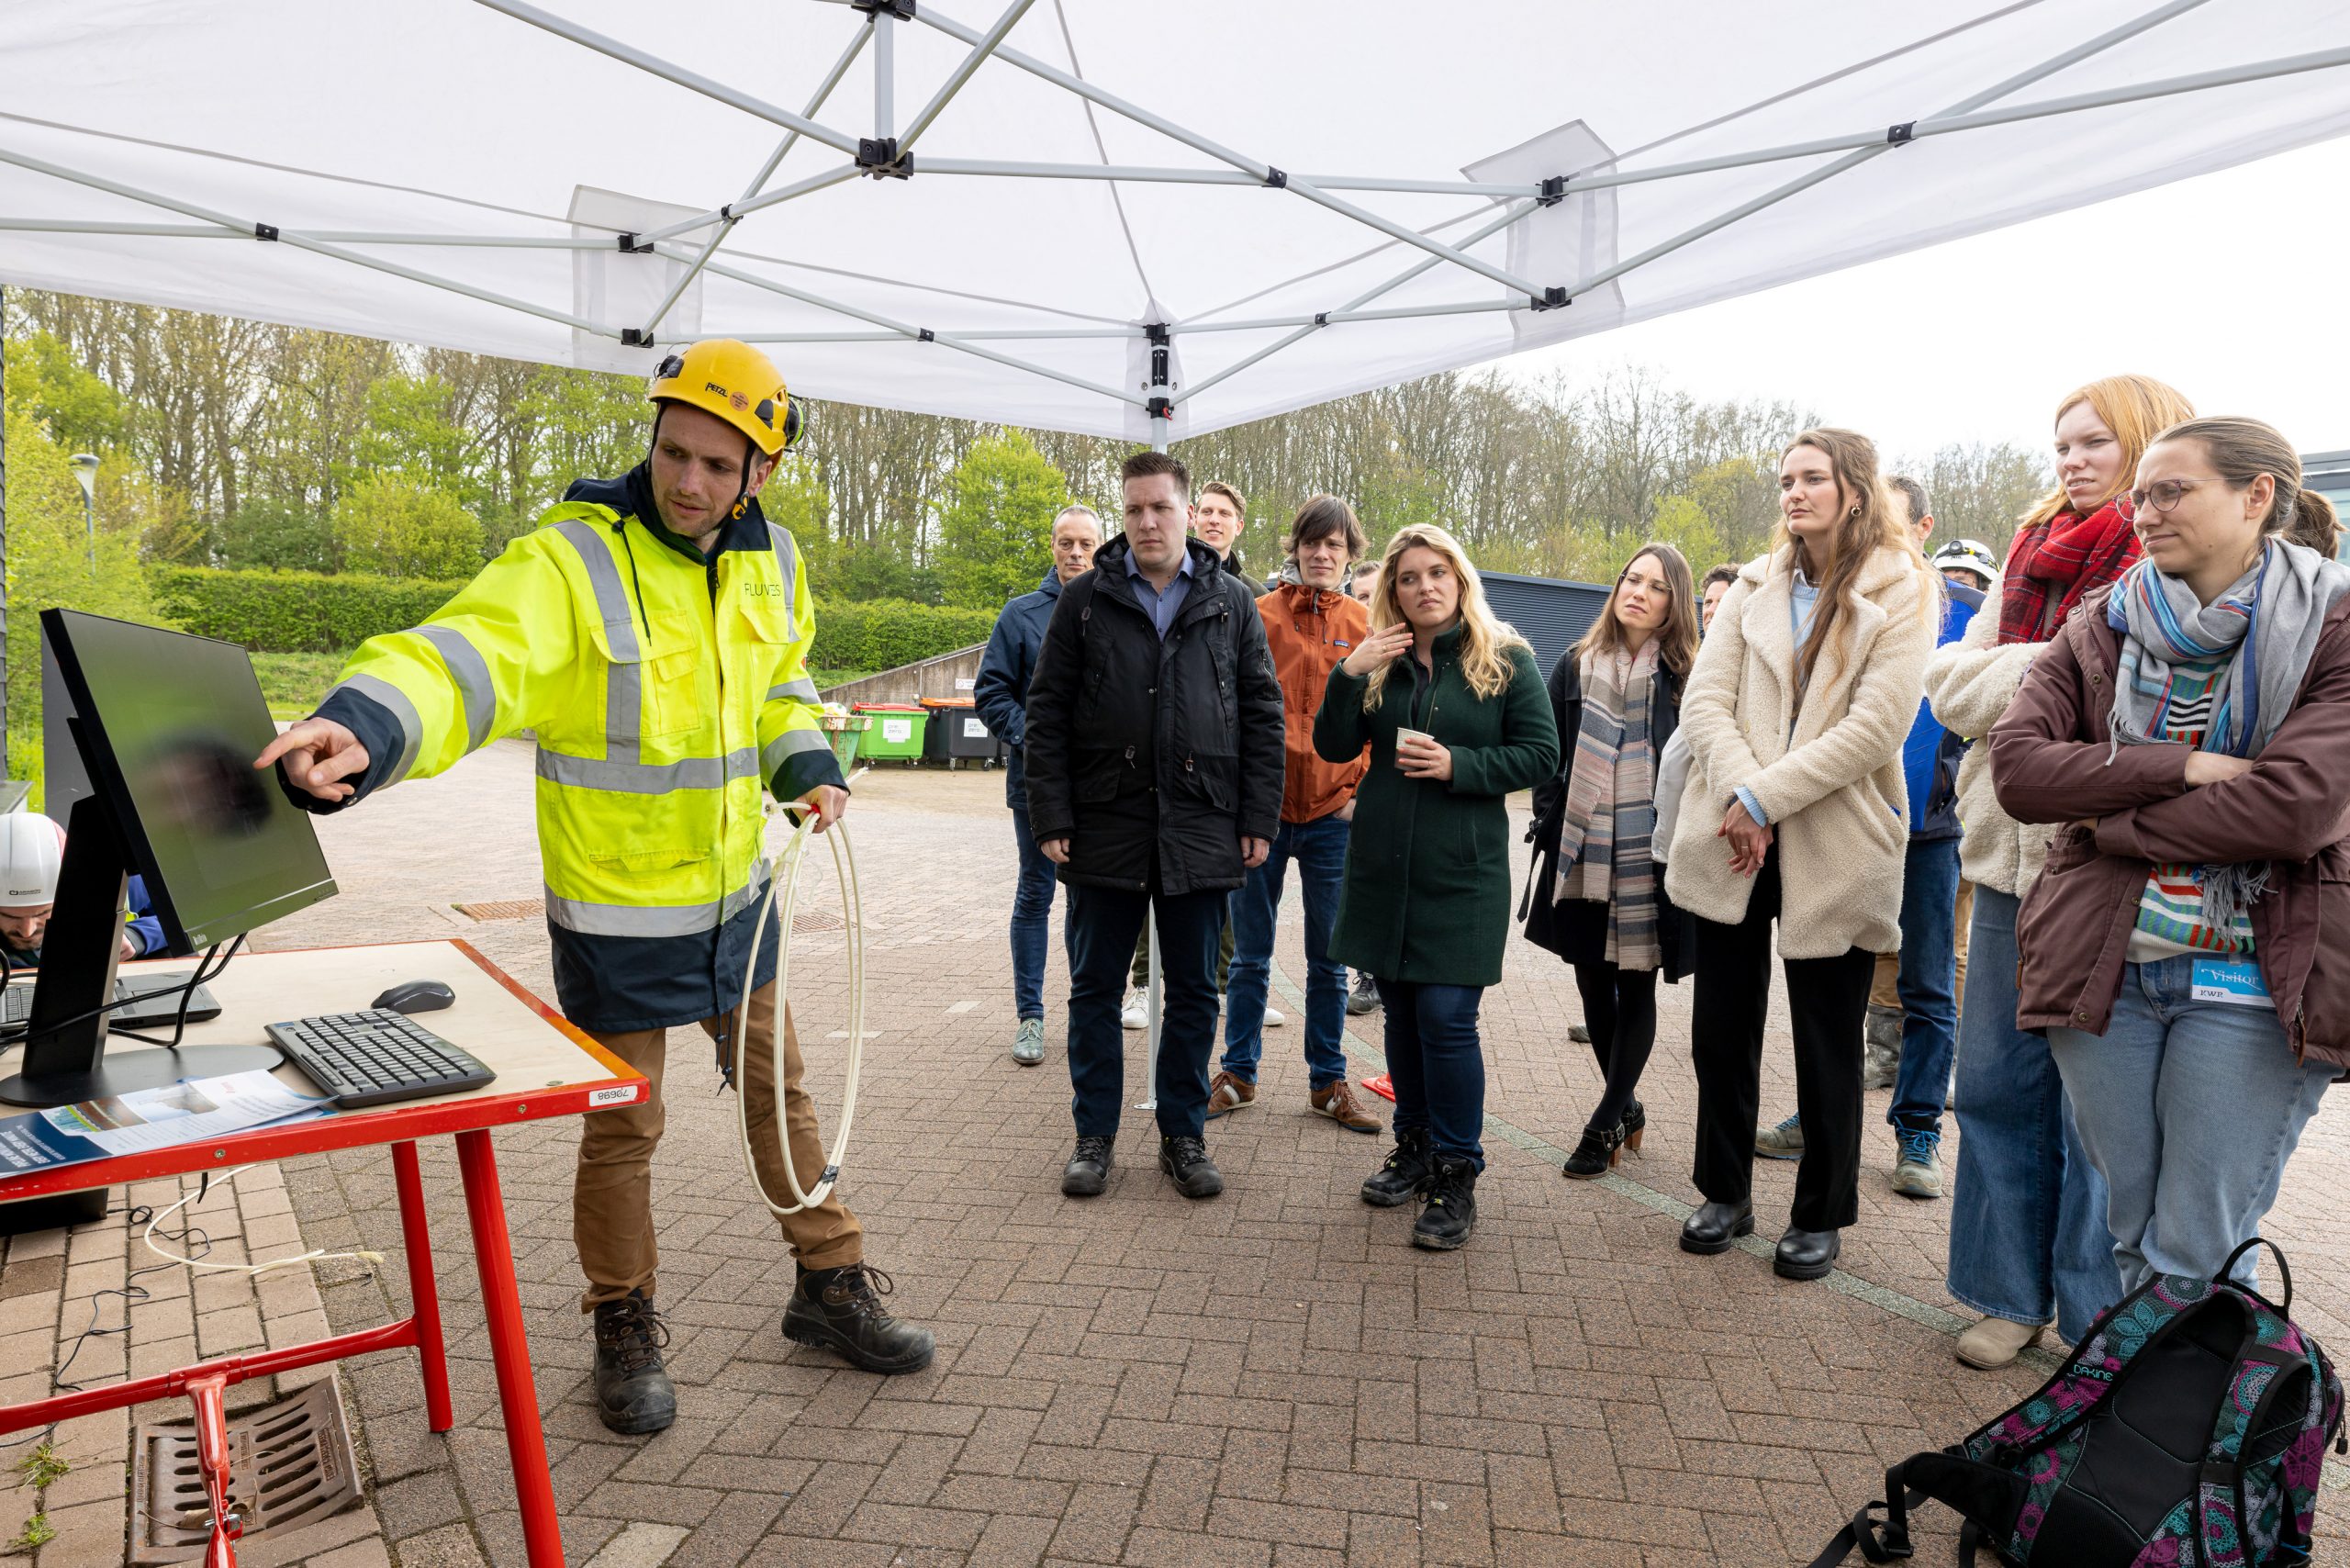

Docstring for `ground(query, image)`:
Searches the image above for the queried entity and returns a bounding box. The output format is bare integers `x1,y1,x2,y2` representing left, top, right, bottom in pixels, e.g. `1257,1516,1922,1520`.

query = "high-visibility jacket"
304,465,844,1031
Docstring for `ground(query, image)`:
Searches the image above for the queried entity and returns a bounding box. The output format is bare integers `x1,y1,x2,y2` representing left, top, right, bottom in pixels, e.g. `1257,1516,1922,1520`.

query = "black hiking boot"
591,1288,676,1435
1158,1136,1225,1200
783,1263,937,1375
1361,1126,1431,1207
1411,1154,1479,1250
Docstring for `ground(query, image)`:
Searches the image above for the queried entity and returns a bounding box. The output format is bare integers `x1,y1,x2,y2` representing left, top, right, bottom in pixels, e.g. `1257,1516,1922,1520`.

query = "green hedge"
152,566,467,654
152,567,995,671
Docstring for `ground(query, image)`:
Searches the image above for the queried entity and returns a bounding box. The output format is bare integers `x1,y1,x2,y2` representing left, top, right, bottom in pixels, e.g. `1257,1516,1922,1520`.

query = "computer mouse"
374,979,457,1015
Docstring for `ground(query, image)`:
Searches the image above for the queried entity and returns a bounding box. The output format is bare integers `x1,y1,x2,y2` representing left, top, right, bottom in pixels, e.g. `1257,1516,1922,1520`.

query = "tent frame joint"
1886,120,1918,144
621,327,653,347
917,327,934,342
1261,165,1288,189
849,0,917,18
1312,311,1328,328
1145,395,1173,420
616,231,655,253
856,136,912,176
1536,174,1567,207
253,222,279,242
1531,286,1568,311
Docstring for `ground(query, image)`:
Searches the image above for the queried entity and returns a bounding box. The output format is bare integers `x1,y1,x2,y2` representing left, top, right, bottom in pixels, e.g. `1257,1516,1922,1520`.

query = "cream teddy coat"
1920,582,2055,899
1663,544,1938,958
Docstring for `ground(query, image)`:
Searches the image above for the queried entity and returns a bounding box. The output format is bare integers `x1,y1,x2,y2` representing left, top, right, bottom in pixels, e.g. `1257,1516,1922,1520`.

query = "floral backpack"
1811,1239,2343,1567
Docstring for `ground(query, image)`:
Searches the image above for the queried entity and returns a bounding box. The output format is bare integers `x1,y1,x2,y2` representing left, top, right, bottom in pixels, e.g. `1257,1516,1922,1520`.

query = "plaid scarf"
1998,497,2142,647
1556,640,1662,970
2106,541,2350,933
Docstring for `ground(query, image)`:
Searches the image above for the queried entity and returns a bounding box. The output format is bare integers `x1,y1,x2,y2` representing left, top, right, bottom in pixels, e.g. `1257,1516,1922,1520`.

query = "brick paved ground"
6,738,2346,1566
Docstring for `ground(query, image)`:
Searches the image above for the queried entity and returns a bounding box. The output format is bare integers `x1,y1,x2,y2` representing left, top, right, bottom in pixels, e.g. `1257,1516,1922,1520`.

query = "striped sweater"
2127,656,2255,960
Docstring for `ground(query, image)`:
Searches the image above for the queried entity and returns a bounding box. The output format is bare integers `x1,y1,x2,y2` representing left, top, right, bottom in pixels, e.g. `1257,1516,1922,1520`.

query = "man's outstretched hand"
255,718,370,802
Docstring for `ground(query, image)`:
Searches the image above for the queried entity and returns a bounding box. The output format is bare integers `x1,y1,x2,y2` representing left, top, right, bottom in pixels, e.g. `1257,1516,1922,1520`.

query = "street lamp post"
69,454,98,576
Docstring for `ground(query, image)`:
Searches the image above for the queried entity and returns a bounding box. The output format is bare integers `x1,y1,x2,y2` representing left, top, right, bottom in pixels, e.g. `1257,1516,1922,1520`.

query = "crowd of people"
976,375,2350,1368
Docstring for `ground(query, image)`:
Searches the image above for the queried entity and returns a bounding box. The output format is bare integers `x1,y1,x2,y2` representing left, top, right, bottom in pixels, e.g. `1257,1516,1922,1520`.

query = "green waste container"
822,711,870,771
855,703,928,764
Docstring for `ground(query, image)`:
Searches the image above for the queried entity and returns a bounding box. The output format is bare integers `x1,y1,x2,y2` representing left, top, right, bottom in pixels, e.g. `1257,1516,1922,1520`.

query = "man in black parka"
1024,450,1285,1201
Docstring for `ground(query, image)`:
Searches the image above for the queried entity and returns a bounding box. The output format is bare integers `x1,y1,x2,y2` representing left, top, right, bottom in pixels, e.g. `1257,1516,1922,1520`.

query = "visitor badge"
2190,957,2272,1008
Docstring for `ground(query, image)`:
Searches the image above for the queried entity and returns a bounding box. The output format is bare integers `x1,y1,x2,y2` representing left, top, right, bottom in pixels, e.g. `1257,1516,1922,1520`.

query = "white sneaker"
1263,1004,1286,1029
1121,988,1147,1031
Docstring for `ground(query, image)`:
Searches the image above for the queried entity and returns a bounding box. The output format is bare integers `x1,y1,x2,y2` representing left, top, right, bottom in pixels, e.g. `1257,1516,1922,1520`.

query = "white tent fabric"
2,0,2345,441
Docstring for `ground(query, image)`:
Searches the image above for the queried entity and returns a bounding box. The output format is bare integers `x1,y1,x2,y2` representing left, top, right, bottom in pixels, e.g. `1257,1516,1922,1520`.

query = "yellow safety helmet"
647,339,805,456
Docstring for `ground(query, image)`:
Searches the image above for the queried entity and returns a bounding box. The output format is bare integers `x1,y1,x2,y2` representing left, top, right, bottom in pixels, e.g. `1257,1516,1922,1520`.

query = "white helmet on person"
0,814,67,908
1931,538,1999,590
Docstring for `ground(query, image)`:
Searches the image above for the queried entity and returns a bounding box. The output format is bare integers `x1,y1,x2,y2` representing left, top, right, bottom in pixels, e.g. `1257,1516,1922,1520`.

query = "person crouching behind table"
1022,450,1286,1202
1665,427,1939,1282
1522,543,1701,1178
1317,525,1560,1249
1988,418,2350,1297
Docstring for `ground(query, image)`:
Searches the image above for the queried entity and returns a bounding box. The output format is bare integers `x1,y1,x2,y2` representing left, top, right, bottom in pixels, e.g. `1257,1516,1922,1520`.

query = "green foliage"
3,332,126,456
8,1512,58,1552
152,566,464,653
16,1444,68,1492
330,474,484,579
251,652,351,717
937,431,1069,609
813,543,943,606
218,496,337,573
807,599,995,673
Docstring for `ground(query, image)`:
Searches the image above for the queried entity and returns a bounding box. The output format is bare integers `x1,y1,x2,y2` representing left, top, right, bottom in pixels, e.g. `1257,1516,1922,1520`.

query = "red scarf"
1997,497,2143,647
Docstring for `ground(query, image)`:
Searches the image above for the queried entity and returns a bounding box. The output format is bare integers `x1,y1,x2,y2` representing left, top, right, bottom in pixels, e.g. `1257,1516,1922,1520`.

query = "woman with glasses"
1922,374,2190,1368
1989,418,2350,1292
1665,428,1939,1282
1523,543,1701,1178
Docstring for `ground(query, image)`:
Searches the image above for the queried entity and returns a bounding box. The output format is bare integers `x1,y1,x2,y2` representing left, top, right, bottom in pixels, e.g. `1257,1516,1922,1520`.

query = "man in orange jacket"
1211,496,1382,1131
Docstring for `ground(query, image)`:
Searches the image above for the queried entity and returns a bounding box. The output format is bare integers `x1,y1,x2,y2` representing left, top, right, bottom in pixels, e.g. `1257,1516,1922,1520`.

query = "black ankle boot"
1361,1126,1431,1207
1561,1123,1623,1180
591,1288,676,1435
1411,1154,1478,1250
1678,1199,1754,1255
1618,1099,1646,1155
783,1263,937,1374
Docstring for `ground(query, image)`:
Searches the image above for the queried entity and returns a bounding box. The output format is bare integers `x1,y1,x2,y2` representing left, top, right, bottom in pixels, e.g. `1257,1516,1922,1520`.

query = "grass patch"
7,1514,56,1552
811,669,876,691
14,1445,66,1491
252,651,347,720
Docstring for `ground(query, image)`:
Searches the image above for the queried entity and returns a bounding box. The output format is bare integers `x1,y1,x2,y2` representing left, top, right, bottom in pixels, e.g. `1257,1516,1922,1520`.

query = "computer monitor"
0,610,340,1107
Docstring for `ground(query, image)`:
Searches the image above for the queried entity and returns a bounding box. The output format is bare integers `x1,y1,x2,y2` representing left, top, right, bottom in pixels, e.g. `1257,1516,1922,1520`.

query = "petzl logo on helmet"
704,380,728,396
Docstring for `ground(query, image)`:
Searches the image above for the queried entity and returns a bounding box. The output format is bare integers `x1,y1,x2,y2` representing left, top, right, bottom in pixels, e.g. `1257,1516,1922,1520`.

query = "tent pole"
639,161,861,244
643,24,873,340
1171,200,1536,407
471,0,864,157
727,326,1142,342
872,0,893,140
906,5,1557,302
1561,0,2219,304
0,143,621,338
679,250,1147,406
920,159,1548,198
898,0,1037,153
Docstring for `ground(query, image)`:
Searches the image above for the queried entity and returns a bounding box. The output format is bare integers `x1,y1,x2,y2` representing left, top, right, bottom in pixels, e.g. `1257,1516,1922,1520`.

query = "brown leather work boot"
1205,1070,1256,1118
1310,1079,1382,1134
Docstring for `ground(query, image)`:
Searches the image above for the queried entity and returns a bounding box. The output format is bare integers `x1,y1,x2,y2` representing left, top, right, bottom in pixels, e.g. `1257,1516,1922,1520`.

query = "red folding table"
0,939,646,1568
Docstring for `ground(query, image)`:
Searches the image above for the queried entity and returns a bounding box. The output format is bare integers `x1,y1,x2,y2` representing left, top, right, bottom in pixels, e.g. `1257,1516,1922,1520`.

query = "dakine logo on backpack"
1810,1238,2343,1567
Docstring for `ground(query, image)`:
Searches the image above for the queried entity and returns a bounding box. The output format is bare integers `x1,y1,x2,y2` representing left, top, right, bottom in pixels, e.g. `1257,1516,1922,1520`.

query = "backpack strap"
2216,1236,2292,1316
2196,1330,2314,1568
1806,1462,1922,1565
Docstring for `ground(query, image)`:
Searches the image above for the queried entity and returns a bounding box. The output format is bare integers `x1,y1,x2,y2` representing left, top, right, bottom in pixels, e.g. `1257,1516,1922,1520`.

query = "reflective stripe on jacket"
302,465,845,1031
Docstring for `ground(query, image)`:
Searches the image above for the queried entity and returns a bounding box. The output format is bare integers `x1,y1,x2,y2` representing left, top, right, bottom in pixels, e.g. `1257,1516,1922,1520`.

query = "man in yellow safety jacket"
258,340,933,1436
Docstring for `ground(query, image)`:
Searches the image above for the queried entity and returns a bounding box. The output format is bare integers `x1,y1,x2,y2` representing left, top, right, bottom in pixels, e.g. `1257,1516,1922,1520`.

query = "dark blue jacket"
11,875,163,967
1903,580,1983,840
972,568,1064,810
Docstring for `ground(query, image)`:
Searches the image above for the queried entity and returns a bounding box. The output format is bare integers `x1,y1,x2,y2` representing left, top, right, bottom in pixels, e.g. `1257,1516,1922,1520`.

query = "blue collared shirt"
1125,548,1195,640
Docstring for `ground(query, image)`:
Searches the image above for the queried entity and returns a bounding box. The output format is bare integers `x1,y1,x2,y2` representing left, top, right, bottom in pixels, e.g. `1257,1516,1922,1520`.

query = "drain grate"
129,1381,362,1564
452,898,543,922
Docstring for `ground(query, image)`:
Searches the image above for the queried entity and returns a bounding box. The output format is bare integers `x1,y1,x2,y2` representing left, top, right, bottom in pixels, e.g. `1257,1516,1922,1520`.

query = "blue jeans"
1947,888,2120,1344
1376,979,1486,1170
2049,956,2333,1294
1064,878,1225,1140
1009,807,1058,1020
1224,815,1350,1091
1888,836,1963,1134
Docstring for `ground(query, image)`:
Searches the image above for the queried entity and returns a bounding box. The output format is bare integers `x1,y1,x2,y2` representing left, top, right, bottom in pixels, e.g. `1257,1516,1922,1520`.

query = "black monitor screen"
47,610,336,952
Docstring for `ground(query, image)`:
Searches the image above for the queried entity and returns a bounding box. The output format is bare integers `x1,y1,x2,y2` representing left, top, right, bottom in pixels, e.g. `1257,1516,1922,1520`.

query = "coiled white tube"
732,775,867,1215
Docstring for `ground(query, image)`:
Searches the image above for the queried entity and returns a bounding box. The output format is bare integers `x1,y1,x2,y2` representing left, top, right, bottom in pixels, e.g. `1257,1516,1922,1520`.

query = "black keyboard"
1,975,223,1028
265,1010,495,1109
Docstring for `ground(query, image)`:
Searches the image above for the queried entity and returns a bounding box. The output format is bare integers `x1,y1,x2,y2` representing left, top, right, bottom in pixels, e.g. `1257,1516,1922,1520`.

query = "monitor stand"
0,794,278,1108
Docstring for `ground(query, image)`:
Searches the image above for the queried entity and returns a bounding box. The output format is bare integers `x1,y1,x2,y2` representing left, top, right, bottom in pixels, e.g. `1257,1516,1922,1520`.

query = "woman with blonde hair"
1316,524,1559,1250
1923,373,2191,1369
1666,428,1938,1282
1523,543,1702,1178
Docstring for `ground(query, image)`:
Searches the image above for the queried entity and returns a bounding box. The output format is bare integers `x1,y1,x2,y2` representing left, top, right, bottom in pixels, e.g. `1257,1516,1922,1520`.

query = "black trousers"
1571,960,1656,1137
1689,847,1874,1232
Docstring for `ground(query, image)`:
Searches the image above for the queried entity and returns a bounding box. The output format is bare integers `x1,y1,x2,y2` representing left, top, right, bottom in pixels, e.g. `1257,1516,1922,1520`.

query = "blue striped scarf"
1556,641,1662,969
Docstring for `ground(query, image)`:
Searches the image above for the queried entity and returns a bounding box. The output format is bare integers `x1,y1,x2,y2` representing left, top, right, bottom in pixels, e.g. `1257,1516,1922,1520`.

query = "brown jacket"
1987,587,2350,1071
1260,581,1370,823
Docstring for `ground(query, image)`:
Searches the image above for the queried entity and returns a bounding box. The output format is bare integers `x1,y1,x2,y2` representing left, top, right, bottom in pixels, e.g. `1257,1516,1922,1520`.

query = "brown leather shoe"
1205,1071,1256,1118
1310,1080,1382,1134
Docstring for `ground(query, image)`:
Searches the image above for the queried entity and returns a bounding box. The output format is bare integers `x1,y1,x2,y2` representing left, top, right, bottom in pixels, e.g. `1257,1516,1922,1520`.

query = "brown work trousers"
1869,878,1975,1014
574,980,863,1310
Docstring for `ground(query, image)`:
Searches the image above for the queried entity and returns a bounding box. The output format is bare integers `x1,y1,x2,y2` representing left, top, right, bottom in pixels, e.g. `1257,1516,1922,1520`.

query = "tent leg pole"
872,3,892,139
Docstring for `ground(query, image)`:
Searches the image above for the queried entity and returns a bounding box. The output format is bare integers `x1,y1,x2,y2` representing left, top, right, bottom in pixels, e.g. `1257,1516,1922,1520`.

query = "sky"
1509,136,2350,465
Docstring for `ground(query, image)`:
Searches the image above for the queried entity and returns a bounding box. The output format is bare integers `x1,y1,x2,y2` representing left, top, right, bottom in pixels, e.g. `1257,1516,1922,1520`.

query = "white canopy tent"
3,0,2348,447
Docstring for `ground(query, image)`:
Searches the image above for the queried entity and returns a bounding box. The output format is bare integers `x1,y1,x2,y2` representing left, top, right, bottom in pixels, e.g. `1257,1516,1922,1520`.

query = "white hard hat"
0,813,67,908
1931,538,2001,590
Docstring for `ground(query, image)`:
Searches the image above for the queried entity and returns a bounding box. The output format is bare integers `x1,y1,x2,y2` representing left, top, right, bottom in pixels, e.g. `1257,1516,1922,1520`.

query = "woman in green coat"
1315,524,1560,1250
